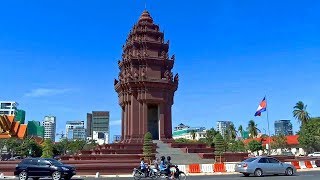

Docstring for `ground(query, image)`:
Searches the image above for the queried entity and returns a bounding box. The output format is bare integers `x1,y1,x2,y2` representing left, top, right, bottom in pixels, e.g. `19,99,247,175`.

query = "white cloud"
24,88,72,97
110,120,121,126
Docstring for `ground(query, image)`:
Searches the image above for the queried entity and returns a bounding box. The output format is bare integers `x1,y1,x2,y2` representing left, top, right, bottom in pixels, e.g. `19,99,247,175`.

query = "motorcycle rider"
167,156,176,179
153,158,160,170
140,157,148,176
159,156,167,173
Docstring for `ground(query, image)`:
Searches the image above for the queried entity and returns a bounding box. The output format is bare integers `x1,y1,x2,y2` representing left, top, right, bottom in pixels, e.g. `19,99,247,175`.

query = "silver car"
235,156,297,177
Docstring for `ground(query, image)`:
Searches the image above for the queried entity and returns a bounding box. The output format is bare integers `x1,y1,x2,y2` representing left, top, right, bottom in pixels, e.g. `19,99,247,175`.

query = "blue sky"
1,0,320,141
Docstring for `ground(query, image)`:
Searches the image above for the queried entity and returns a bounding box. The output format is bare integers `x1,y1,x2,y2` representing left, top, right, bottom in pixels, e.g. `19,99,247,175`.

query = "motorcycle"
133,166,159,179
159,165,187,180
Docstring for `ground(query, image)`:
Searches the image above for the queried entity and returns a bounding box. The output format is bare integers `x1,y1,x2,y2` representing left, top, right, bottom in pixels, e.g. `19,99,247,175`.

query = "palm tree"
228,123,237,140
293,101,311,125
247,120,260,138
238,125,243,137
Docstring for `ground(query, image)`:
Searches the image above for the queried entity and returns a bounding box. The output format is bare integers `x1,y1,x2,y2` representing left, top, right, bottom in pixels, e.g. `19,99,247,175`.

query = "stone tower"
114,10,179,143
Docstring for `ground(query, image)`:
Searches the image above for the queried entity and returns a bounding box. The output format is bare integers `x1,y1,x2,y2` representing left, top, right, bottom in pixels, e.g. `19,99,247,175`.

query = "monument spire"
114,10,178,143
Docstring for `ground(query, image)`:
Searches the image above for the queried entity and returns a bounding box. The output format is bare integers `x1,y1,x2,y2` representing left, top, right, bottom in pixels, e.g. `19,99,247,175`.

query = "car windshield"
47,159,63,166
243,158,257,162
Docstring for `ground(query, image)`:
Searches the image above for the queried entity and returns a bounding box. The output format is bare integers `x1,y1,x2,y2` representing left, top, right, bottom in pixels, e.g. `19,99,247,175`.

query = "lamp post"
263,128,271,155
262,128,266,135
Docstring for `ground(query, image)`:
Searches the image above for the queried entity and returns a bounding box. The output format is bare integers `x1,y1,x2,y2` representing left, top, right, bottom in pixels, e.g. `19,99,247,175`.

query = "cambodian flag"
254,97,267,116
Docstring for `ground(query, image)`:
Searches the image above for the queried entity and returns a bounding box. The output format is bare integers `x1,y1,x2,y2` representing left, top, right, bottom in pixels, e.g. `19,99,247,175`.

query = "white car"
308,152,320,157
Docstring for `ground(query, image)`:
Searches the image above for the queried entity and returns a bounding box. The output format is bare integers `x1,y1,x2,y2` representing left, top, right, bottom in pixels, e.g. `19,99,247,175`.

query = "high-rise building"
87,111,110,144
42,116,56,141
216,121,232,137
274,120,293,136
0,101,18,116
66,121,86,140
86,113,92,137
15,109,26,124
27,120,44,138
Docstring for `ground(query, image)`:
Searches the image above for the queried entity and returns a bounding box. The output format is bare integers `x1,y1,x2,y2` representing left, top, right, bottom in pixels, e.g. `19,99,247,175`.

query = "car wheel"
52,171,62,180
19,171,28,180
243,173,250,177
285,167,294,176
254,168,263,177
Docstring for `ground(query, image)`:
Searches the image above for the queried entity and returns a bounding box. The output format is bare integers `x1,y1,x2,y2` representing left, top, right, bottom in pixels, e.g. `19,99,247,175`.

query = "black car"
14,158,76,180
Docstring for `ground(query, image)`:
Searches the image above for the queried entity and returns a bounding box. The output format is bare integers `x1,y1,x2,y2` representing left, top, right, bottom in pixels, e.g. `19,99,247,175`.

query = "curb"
2,168,320,179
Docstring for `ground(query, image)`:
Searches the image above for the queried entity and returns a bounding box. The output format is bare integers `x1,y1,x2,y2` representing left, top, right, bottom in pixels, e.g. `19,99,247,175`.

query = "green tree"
205,128,219,147
69,139,87,154
0,139,5,154
271,134,288,151
298,117,320,153
228,140,246,152
5,138,21,155
247,120,260,138
293,101,311,125
53,138,69,155
238,125,243,138
175,138,195,143
18,138,42,157
214,133,225,162
53,138,98,156
197,138,207,144
41,139,54,158
52,142,63,156
248,140,263,155
190,130,196,140
143,132,153,163
83,139,98,150
227,123,237,140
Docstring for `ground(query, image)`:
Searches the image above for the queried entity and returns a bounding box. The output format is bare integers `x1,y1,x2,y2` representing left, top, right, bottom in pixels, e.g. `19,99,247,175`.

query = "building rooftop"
243,135,299,146
0,115,26,139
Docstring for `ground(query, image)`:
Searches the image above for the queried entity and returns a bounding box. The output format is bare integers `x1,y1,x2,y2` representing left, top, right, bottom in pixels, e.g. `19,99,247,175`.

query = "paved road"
9,171,319,180
86,171,320,180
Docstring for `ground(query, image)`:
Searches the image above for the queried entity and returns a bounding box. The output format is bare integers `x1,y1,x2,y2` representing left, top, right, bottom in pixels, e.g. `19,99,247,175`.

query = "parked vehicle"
308,152,320,157
14,158,76,180
8,156,23,161
235,156,296,177
280,151,294,156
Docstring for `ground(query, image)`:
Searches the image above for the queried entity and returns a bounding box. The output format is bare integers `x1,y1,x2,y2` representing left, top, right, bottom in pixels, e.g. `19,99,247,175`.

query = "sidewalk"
1,168,320,179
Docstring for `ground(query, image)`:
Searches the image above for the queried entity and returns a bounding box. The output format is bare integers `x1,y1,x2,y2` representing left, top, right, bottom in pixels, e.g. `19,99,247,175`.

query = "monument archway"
147,104,159,140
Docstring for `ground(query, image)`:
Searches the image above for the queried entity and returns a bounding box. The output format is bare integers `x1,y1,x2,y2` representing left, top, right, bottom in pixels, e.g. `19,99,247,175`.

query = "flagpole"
265,95,271,155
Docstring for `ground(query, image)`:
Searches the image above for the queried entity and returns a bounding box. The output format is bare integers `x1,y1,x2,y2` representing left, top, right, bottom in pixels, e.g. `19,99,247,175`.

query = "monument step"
154,140,215,165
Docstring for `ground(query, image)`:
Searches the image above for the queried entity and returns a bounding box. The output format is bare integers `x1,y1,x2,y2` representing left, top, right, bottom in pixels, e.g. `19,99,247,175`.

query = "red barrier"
305,161,313,168
214,163,226,172
291,161,301,169
188,164,201,173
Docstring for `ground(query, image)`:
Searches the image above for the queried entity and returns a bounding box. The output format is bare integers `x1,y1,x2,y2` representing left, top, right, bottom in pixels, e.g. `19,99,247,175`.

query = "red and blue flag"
254,97,267,116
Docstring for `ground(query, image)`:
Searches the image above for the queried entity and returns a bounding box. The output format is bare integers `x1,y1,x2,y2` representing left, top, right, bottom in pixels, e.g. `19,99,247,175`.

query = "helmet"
161,156,165,161
167,156,171,161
